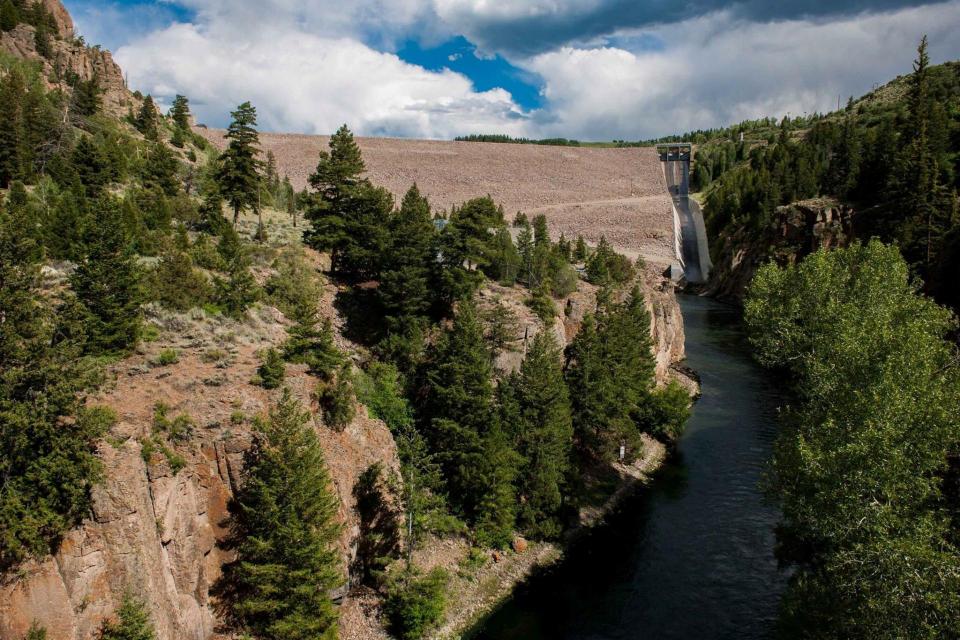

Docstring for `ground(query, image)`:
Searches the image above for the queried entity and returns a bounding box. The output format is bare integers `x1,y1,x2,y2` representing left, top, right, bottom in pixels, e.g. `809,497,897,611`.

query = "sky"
65,0,960,140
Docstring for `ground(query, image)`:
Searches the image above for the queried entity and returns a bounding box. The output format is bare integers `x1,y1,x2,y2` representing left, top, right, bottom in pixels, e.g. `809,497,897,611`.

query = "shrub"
154,348,179,366
525,283,557,323
354,361,413,432
99,593,156,640
152,402,195,442
382,567,449,640
265,247,324,319
256,348,285,389
145,250,212,311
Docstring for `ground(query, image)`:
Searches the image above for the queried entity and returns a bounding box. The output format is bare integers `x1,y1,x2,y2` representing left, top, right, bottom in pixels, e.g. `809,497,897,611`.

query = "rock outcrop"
478,265,685,386
704,197,851,301
0,1,136,116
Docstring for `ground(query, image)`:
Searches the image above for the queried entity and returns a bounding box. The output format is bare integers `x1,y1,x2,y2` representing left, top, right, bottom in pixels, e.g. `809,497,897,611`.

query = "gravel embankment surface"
195,130,676,266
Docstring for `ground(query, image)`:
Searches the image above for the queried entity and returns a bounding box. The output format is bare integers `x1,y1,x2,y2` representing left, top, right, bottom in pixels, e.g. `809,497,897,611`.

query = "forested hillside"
0,10,691,636
690,40,960,310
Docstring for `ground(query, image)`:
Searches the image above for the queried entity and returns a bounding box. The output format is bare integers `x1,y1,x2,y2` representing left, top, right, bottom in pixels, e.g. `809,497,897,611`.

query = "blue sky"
65,0,960,139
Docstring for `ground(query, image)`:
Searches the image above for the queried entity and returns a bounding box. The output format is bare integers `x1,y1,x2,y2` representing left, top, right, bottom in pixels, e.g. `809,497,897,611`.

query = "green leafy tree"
745,241,960,639
382,567,449,640
70,197,142,354
99,594,156,640
221,389,342,640
217,102,262,225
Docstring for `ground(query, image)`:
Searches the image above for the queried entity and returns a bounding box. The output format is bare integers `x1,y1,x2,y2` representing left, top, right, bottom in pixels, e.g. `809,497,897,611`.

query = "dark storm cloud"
447,0,945,56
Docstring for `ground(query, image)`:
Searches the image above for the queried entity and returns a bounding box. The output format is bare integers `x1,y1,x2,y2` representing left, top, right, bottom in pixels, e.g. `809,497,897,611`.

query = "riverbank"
435,433,670,640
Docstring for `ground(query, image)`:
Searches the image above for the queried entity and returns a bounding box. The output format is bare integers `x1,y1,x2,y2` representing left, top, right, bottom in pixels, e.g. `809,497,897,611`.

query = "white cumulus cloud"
116,20,535,138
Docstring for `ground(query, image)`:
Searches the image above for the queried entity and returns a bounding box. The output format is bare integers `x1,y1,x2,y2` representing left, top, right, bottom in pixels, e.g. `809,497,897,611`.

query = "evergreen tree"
511,330,573,539
71,76,101,117
378,183,437,366
135,96,160,141
72,135,112,196
214,224,259,317
305,125,391,279
0,68,24,187
70,197,142,354
285,315,343,380
223,389,342,640
99,594,156,640
0,0,19,31
318,364,356,431
573,235,587,262
423,300,504,523
169,94,191,130
141,143,179,196
24,622,47,640
217,102,262,225
0,206,105,570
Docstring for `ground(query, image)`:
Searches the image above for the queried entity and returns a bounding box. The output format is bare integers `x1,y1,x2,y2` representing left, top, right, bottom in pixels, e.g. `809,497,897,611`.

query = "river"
470,295,787,639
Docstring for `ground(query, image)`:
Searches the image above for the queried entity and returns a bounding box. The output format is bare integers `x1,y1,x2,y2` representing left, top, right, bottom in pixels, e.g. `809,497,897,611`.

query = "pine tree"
305,125,391,278
0,68,24,187
285,315,343,380
169,94,191,130
214,224,259,317
99,594,156,640
318,364,356,431
511,330,573,539
0,0,19,31
141,142,179,196
423,300,511,525
379,184,437,364
0,206,105,570
223,389,343,640
135,96,159,141
70,197,142,354
565,313,617,456
573,235,587,262
72,135,111,196
71,76,101,117
217,102,262,225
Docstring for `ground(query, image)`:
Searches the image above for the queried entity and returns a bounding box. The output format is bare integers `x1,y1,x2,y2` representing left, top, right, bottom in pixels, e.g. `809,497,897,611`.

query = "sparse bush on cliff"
98,593,156,640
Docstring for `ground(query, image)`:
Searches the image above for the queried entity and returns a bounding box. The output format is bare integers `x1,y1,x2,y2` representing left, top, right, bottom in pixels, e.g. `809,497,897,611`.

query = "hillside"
194,129,677,265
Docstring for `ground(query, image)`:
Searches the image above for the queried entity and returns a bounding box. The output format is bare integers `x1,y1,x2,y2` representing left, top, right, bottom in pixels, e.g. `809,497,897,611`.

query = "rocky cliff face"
703,197,851,301
0,0,136,116
0,304,400,640
479,266,686,386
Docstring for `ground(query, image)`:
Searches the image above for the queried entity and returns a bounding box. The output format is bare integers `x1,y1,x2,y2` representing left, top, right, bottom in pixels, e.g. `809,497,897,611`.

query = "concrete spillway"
663,158,712,284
